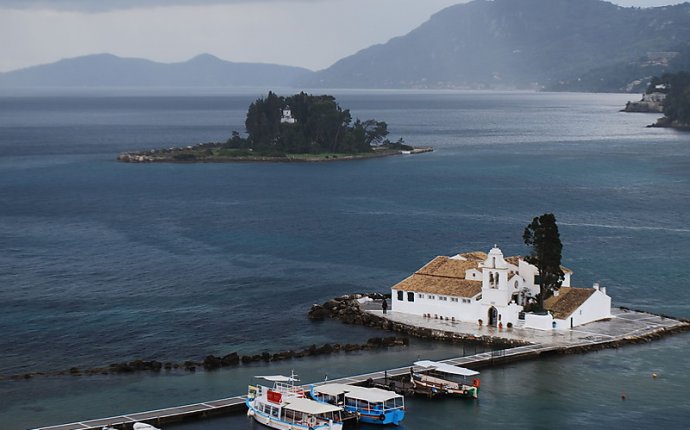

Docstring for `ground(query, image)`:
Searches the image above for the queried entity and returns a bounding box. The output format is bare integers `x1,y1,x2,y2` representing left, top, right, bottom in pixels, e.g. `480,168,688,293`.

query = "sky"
0,0,686,73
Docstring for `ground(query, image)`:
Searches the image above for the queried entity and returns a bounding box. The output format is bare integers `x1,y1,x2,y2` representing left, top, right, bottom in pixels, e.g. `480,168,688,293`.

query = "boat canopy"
414,360,479,377
284,397,342,414
313,383,403,402
255,375,299,382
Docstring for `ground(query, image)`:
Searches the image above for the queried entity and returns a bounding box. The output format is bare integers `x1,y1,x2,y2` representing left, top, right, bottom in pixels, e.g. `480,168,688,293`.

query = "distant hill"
302,0,690,92
0,53,314,88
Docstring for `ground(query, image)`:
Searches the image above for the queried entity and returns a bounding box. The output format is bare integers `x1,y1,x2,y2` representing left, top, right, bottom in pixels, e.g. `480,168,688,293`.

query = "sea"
1,89,689,430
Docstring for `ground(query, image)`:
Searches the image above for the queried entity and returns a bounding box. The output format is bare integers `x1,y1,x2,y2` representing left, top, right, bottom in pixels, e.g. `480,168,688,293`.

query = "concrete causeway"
32,306,688,430
361,304,688,348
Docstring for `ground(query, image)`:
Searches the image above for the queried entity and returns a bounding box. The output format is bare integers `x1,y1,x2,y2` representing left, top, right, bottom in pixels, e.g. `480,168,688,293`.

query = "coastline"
646,116,690,131
309,294,690,352
117,144,433,163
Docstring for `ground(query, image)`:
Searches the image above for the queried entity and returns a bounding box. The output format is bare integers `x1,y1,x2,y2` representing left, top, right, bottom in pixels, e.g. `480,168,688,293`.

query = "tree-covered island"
647,72,690,130
118,92,432,162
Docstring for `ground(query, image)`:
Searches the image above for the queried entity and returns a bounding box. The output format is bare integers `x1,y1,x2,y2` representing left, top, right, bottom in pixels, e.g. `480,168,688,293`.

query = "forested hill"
301,0,690,92
648,72,690,128
0,53,314,88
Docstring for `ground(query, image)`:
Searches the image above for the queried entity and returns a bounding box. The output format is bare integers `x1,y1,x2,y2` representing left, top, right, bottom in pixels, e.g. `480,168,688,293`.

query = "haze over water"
1,90,689,429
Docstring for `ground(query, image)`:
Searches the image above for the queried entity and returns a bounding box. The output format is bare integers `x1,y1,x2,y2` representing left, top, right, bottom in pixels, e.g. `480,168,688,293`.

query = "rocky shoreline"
117,142,433,163
621,89,665,114
308,293,529,349
646,116,690,131
1,336,409,381
309,294,690,356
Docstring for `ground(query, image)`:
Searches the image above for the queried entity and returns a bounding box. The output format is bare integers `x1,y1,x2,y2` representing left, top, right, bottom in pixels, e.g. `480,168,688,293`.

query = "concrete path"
365,302,686,347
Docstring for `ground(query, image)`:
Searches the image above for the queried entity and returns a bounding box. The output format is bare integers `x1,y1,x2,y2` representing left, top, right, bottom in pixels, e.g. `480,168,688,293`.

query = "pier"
32,307,688,430
30,346,553,430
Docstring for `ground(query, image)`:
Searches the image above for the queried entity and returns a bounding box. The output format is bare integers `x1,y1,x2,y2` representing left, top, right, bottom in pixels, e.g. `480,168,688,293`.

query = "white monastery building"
280,106,296,124
391,246,611,331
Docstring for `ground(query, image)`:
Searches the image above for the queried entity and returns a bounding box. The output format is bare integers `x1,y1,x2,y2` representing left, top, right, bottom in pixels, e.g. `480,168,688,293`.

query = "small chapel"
391,246,611,330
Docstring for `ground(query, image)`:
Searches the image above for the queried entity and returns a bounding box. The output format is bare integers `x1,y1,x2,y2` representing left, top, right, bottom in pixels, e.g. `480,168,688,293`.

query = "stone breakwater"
309,295,690,360
1,336,409,381
308,293,529,349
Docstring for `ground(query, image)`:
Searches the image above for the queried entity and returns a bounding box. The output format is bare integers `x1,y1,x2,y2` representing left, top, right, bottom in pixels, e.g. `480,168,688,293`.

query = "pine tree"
523,213,564,312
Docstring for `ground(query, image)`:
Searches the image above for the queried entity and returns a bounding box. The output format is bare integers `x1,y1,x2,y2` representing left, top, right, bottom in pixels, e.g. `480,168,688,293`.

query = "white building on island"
391,246,611,331
280,105,296,124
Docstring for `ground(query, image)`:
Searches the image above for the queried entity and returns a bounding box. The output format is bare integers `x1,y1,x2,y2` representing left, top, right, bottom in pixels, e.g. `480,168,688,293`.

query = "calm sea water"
1,89,689,429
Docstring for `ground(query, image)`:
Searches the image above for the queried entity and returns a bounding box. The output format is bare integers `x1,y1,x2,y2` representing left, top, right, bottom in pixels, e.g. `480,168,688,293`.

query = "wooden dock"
31,343,566,430
31,397,247,430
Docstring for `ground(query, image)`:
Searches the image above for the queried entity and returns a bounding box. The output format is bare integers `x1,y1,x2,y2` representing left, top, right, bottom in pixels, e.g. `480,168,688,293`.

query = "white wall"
525,312,554,330
391,289,480,322
561,289,612,328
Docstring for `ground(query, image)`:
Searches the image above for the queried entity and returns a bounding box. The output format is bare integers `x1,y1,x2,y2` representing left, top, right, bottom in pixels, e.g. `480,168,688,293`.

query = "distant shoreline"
117,144,433,163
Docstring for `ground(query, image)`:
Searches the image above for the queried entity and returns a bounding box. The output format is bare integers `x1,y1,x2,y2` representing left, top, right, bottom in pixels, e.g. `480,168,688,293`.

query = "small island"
118,92,432,163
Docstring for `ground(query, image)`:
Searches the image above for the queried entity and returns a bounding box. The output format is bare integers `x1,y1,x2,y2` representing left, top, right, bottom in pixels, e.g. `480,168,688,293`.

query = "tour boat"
132,424,161,430
411,360,480,398
246,374,344,430
310,383,405,426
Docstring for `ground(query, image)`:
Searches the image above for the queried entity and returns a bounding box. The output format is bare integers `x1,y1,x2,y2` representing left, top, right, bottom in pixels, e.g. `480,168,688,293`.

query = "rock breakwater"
309,294,529,349
2,336,409,381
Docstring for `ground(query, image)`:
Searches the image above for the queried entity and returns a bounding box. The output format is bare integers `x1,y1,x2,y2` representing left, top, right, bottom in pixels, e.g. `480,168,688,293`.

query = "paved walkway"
364,302,687,347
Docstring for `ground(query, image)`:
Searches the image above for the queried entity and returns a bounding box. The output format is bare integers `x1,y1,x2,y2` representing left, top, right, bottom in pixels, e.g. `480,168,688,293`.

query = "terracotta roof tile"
544,287,595,320
392,274,483,298
458,251,488,261
416,256,477,279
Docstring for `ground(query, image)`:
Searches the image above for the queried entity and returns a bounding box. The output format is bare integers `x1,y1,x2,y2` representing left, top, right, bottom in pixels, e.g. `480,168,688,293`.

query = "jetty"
32,305,688,430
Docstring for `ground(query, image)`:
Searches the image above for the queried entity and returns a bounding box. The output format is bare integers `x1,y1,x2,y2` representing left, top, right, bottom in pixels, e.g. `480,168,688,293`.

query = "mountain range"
303,0,690,91
0,53,312,88
2,0,690,92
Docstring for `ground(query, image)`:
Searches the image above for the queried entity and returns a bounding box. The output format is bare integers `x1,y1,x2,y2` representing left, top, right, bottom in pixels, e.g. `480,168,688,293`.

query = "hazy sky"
0,0,686,73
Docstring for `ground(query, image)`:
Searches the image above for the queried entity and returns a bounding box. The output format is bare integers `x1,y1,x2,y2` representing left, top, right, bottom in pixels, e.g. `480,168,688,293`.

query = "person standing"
381,298,388,314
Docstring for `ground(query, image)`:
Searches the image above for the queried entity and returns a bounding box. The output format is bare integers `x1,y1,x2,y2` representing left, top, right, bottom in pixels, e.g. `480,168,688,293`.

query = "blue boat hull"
347,406,405,425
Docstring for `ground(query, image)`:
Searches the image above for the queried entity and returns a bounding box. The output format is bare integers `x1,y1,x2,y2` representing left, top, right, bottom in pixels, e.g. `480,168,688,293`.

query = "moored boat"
246,374,344,430
411,360,480,398
132,423,161,430
310,383,405,425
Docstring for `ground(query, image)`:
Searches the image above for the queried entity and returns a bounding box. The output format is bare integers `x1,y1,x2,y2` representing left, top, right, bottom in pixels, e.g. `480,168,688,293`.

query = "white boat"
132,423,161,430
411,360,480,398
310,383,405,425
246,374,344,430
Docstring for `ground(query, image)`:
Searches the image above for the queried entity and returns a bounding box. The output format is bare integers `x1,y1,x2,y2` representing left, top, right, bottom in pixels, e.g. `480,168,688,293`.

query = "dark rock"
308,304,330,320
367,337,384,346
221,352,240,366
203,355,222,370
317,344,334,354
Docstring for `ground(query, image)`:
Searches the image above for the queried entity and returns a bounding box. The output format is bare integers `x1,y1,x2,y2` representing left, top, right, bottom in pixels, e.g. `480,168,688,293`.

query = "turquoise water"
0,90,688,429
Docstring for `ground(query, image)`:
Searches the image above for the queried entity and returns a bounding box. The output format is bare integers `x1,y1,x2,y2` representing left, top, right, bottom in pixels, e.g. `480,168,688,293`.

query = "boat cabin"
412,360,480,399
310,383,405,425
247,374,344,430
